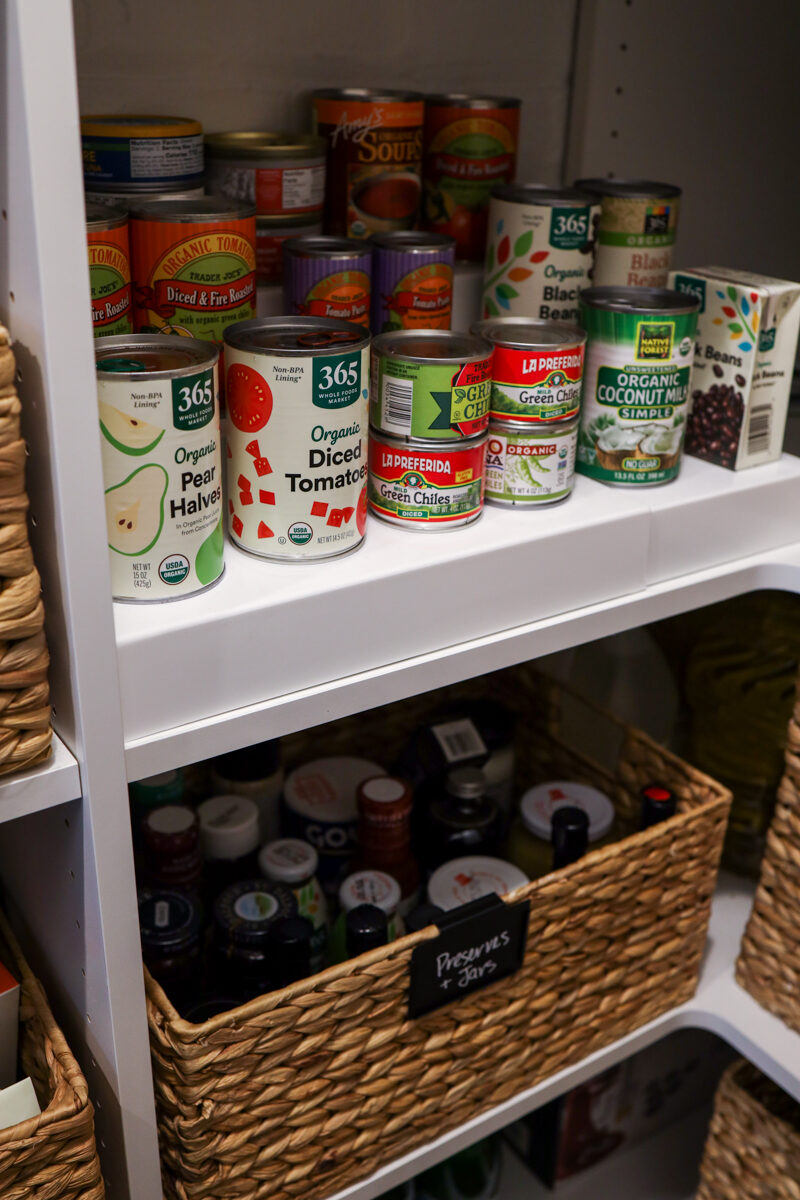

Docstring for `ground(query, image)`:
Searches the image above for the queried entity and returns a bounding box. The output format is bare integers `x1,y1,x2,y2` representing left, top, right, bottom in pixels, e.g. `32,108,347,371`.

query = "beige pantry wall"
72,0,578,183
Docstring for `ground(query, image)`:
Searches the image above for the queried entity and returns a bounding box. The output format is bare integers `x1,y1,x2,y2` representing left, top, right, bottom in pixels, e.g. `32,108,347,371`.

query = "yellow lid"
81,115,202,139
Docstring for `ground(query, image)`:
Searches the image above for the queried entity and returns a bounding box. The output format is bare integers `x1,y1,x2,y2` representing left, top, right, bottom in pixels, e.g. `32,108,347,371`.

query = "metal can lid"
258,838,319,884
197,795,260,861
95,334,219,378
283,235,372,260
489,415,579,437
424,93,521,109
81,114,202,138
284,757,386,822
427,856,529,912
369,424,489,453
256,213,324,232
580,286,700,315
138,888,202,948
129,197,255,222
85,201,127,230
575,177,682,200
491,183,595,207
370,231,455,254
339,869,401,915
85,184,206,201
472,317,586,351
213,879,297,944
205,131,326,160
520,781,615,842
313,87,423,104
224,316,371,355
372,328,492,365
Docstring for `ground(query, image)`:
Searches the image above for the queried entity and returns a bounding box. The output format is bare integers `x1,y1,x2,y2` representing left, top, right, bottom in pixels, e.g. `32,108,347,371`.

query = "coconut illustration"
638,424,683,469
594,423,642,471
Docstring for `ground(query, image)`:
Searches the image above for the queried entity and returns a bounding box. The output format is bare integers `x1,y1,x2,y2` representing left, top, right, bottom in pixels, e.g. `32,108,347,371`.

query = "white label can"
223,317,371,560
485,418,578,507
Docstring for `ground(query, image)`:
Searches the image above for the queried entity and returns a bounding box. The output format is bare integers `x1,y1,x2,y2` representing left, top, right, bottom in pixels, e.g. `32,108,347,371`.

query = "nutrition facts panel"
130,134,204,179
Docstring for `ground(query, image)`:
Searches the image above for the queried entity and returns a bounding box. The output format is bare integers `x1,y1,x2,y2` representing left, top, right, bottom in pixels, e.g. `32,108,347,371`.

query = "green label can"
576,287,699,486
370,329,493,440
485,418,577,507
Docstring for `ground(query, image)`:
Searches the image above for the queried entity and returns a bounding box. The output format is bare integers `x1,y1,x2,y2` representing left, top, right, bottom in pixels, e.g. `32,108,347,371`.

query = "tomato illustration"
227,363,273,433
356,484,368,536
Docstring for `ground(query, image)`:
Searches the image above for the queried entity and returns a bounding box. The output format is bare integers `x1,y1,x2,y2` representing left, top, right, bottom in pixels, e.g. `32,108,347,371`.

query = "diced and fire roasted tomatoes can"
205,132,326,218
370,330,493,440
86,202,133,338
312,88,424,239
283,236,372,327
129,198,256,344
368,428,487,530
422,93,521,262
371,232,455,334
81,115,204,189
472,318,586,423
223,317,371,560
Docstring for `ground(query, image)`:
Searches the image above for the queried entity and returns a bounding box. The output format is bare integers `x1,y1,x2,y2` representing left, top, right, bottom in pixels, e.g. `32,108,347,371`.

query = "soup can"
205,132,326,217
255,215,323,284
472,317,585,423
485,417,578,507
370,329,492,440
422,93,521,262
482,184,598,323
576,286,700,487
283,236,372,327
95,335,223,600
368,427,487,530
312,88,424,238
223,316,370,560
129,198,256,343
85,185,205,211
575,178,681,288
86,202,133,338
81,115,204,189
371,232,455,334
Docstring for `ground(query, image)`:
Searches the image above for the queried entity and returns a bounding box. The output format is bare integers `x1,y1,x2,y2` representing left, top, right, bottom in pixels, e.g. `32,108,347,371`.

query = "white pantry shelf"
325,874,799,1200
0,733,80,823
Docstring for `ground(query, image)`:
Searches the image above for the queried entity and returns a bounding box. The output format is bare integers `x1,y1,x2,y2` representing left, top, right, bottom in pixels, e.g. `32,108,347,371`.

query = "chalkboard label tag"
408,892,530,1018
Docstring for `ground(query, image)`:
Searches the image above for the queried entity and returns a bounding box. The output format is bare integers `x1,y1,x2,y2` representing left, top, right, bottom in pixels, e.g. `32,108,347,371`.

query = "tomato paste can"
422,94,521,262
577,286,699,487
472,317,586,424
371,232,455,334
85,185,206,212
283,236,372,327
256,215,323,284
482,185,598,323
575,178,681,288
205,132,326,217
223,316,370,560
95,335,223,601
368,428,487,530
370,329,492,441
86,202,133,338
129,198,256,344
81,115,204,189
312,88,424,238
485,417,578,508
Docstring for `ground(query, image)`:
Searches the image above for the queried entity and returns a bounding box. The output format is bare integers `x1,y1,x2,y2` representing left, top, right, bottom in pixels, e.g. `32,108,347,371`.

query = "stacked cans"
367,330,493,530
472,319,586,508
81,114,206,210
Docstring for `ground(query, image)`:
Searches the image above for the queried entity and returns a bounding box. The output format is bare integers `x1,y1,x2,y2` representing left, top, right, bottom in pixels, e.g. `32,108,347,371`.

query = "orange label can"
86,202,133,338
312,89,424,239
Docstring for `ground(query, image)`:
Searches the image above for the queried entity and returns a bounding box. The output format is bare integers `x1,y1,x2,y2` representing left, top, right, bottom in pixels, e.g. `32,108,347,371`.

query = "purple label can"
282,236,372,327
371,231,455,334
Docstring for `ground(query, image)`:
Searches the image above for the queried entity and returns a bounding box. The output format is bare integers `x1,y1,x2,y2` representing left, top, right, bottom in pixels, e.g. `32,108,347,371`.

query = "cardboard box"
0,958,19,1089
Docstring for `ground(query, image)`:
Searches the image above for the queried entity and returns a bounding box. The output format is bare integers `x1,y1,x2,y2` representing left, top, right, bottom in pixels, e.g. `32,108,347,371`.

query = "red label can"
368,428,487,529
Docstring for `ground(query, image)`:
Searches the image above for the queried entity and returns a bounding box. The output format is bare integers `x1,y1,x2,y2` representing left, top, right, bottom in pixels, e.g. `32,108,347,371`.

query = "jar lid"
427,856,529,912
138,888,202,950
520,781,615,842
198,794,260,860
144,804,197,837
213,879,297,945
129,769,184,807
357,776,412,819
284,757,386,822
446,766,487,800
258,838,318,884
212,740,281,784
339,870,401,916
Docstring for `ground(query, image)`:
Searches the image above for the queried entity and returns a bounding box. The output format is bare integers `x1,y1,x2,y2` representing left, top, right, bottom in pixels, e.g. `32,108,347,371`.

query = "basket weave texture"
0,908,104,1199
696,1059,800,1199
736,679,800,1031
147,666,730,1200
0,327,51,777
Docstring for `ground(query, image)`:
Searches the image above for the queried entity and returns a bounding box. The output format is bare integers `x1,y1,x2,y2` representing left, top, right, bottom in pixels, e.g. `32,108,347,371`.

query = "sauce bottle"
640,783,677,828
211,878,297,1002
425,766,502,869
197,794,261,901
345,904,388,957
506,780,615,879
551,806,589,869
353,775,420,916
331,869,402,962
258,838,329,973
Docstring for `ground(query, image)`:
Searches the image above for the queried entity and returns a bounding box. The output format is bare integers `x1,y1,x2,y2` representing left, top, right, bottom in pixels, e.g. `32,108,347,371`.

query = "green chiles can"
576,287,700,486
370,329,493,441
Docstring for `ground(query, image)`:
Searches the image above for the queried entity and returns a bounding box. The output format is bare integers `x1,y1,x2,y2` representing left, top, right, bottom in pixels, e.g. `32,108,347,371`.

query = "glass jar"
425,766,502,869
506,780,615,880
258,838,328,973
211,739,283,841
331,869,402,962
141,804,203,893
212,878,297,1001
352,775,420,916
197,794,261,902
138,887,203,1013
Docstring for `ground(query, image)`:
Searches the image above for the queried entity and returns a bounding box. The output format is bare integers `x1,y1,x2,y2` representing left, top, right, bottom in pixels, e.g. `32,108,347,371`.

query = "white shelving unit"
1,0,798,1197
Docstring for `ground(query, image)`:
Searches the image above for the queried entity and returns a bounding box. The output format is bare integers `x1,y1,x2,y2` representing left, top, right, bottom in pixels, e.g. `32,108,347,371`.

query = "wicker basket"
736,679,800,1032
0,908,104,1199
696,1059,800,1199
0,326,51,777
147,664,731,1200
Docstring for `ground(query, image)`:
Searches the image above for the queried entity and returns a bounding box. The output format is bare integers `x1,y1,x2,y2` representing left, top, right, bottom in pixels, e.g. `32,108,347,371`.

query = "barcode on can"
747,404,772,455
432,719,487,764
382,375,414,433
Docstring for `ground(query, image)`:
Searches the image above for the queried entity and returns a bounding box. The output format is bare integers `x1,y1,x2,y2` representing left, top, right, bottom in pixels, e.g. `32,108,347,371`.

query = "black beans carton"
668,267,800,469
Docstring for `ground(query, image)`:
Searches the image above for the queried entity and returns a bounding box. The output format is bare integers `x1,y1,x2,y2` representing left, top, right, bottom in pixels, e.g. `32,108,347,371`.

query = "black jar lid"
138,888,202,952
213,879,297,946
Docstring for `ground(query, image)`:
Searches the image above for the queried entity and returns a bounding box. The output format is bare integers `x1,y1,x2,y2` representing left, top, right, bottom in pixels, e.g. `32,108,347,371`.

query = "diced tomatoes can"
368,428,487,530
422,93,521,262
255,215,323,285
472,317,586,423
81,115,204,189
484,417,578,507
312,88,424,238
283,236,372,327
205,132,326,218
371,232,455,334
86,202,133,338
370,329,493,440
223,316,371,561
